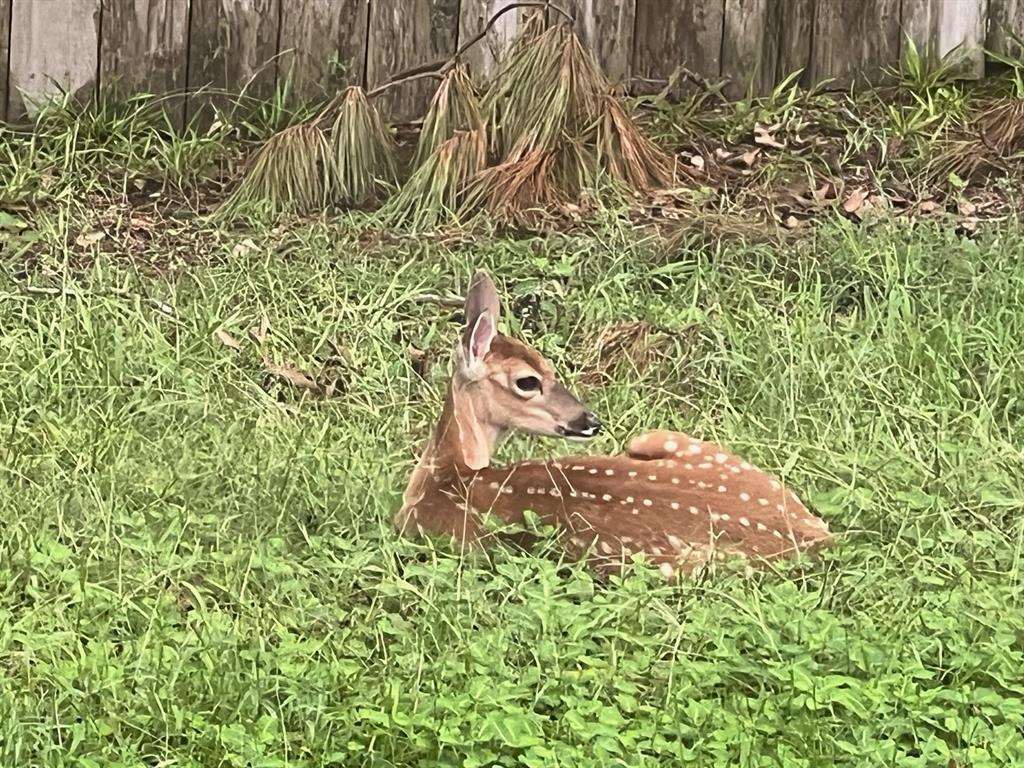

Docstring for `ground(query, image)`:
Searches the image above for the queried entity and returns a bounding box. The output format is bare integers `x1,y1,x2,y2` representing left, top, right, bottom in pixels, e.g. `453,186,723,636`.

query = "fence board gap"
812,0,902,89
556,0,635,85
278,0,368,107
367,0,460,123
458,1,541,81
721,0,771,99
0,0,10,121
7,0,100,120
987,0,1024,59
901,0,987,80
631,0,725,98
100,0,190,126
186,0,280,127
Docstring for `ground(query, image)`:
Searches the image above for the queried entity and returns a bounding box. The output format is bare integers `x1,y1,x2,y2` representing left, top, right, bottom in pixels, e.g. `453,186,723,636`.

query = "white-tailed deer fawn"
395,271,832,579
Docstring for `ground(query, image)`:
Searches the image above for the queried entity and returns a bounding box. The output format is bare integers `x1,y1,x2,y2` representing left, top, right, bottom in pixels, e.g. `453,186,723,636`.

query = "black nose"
564,411,602,439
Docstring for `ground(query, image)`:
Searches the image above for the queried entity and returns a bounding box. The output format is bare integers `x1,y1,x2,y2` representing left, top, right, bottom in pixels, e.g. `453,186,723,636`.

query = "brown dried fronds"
594,93,676,190
930,98,1024,186
329,86,398,206
414,64,485,169
218,123,333,218
382,127,488,230
579,321,680,386
484,21,608,161
460,148,567,227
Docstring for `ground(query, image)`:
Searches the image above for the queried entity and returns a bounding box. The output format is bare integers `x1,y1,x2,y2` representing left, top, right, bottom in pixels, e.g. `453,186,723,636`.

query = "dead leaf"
690,155,705,170
232,238,258,258
213,328,242,351
264,358,320,393
75,230,106,247
918,200,938,214
739,148,761,166
754,122,785,150
408,345,433,379
958,199,978,216
249,314,269,344
782,215,801,229
843,188,867,214
714,148,733,161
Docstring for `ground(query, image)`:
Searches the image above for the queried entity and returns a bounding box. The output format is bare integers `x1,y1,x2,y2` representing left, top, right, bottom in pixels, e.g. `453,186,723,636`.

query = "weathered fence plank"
987,0,1024,58
631,0,725,96
901,0,987,79
721,0,770,99
367,0,460,122
457,0,539,80
768,0,815,87
558,0,635,85
100,0,190,119
812,0,902,88
0,0,10,121
7,0,100,119
186,0,280,123
278,0,369,104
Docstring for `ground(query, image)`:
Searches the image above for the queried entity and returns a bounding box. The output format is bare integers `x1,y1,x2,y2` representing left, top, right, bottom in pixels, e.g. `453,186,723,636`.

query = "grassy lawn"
2,87,1024,766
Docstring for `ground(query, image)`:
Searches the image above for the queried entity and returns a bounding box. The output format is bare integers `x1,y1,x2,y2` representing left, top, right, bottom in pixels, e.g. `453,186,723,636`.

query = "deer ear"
459,271,500,375
461,309,496,374
463,271,500,330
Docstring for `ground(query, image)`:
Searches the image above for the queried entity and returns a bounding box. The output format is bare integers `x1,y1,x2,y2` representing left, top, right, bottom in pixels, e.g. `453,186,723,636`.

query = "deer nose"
564,411,602,439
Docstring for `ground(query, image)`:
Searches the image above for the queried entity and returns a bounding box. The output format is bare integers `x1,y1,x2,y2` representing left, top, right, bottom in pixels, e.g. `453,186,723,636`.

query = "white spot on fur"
648,474,658,482
715,453,728,463
756,522,768,532
739,492,751,502
605,469,615,476
599,541,614,555
642,498,653,507
717,485,728,493
668,535,683,549
741,462,753,470
571,465,585,471
688,506,699,515
687,444,701,455
671,477,680,485
550,489,561,498
770,480,782,491
628,471,637,478
630,508,640,515
489,481,500,490
589,468,598,475
670,501,680,510
659,562,675,578
602,494,612,501
772,530,783,539
527,487,535,495
625,496,634,503
739,517,750,527
698,462,713,470
664,439,679,452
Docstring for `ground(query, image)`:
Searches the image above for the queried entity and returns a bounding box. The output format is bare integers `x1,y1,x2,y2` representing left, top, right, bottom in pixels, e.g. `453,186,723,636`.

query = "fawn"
395,271,832,579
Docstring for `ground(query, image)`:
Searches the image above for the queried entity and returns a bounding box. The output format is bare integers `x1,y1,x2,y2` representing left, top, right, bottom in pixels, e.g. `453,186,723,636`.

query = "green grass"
2,82,1024,766
3,209,1024,766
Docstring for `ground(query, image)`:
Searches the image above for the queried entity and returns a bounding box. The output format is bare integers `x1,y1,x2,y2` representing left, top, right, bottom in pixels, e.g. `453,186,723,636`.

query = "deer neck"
402,379,503,509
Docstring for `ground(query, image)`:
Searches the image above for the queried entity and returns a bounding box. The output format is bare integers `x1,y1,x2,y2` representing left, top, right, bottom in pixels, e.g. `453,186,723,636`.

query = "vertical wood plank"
769,0,815,87
630,0,725,96
7,0,100,119
99,0,190,121
0,0,10,122
278,0,369,105
987,0,1024,58
458,1,541,80
721,0,770,99
186,0,280,124
558,0,636,84
811,0,902,88
367,0,459,122
901,0,987,79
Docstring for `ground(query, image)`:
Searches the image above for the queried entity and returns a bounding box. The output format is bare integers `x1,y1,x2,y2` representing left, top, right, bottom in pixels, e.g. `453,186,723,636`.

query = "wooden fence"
1,1,1022,126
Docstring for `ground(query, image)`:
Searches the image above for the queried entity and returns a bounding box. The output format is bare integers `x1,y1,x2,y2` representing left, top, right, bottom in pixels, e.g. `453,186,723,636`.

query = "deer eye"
513,375,542,395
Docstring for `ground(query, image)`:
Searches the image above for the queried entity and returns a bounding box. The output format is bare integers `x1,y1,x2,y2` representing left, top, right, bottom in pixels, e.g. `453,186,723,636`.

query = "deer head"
448,271,601,470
